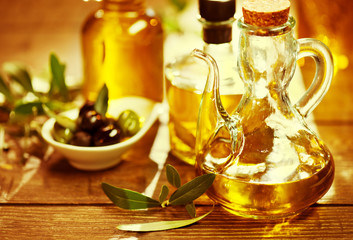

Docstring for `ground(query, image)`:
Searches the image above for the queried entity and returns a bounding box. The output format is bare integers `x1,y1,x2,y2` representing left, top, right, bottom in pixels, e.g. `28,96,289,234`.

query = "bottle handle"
294,38,334,117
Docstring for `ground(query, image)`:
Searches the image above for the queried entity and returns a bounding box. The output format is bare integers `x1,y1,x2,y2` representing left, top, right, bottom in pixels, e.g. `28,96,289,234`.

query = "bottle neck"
203,42,234,57
102,0,145,11
203,39,238,96
200,18,234,44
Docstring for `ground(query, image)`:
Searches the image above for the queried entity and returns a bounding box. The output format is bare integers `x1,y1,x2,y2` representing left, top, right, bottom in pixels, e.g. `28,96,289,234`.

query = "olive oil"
195,92,335,218
192,1,335,218
165,0,244,165
199,160,334,218
166,77,242,165
81,0,163,102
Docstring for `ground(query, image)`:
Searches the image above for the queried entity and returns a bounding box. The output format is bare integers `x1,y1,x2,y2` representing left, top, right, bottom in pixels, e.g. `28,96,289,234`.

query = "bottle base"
200,160,334,220
220,202,310,220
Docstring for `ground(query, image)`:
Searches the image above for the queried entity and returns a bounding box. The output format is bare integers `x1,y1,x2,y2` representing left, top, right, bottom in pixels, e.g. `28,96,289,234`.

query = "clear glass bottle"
165,0,244,165
193,15,334,219
81,0,164,102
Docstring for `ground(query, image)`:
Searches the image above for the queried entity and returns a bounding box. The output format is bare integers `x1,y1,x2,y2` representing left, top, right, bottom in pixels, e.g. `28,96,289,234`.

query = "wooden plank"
0,204,352,239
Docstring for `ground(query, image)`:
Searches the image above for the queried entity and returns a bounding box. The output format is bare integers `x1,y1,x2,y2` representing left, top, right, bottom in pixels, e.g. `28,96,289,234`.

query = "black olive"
53,103,141,147
70,131,92,146
103,117,116,126
93,123,121,146
77,110,104,133
79,101,95,117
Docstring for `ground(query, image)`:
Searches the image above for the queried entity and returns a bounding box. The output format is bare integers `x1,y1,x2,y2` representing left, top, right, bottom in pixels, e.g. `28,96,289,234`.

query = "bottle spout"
191,49,227,119
191,49,233,124
191,49,243,154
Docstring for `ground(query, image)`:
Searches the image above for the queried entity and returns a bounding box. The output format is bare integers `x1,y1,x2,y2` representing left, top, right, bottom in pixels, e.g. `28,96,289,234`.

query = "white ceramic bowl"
41,97,162,171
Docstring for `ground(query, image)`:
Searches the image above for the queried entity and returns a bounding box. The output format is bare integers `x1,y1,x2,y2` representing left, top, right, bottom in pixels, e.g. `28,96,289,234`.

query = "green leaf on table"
117,207,213,232
169,173,215,206
42,104,76,131
49,53,69,101
159,185,169,203
166,164,181,188
102,182,161,210
3,62,34,93
94,84,108,116
185,201,196,218
0,75,13,102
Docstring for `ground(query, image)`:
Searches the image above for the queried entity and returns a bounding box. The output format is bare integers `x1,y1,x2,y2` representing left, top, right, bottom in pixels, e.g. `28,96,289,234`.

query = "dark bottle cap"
199,0,236,22
202,23,233,44
199,0,236,44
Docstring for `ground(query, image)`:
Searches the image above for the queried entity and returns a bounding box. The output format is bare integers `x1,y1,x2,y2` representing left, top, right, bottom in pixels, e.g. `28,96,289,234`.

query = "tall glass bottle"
81,0,164,102
165,0,243,165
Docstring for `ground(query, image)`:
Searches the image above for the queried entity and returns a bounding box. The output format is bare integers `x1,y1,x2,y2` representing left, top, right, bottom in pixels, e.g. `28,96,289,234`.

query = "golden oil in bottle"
196,116,334,219
193,1,335,218
81,0,163,102
199,160,334,219
165,0,243,165
166,71,242,165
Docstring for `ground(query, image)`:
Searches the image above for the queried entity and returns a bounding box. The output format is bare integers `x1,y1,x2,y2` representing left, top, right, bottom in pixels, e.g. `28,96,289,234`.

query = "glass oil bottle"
81,0,164,102
193,1,335,218
165,0,244,165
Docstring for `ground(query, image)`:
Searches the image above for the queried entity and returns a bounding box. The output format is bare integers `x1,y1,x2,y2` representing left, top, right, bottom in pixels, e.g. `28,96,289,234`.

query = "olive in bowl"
41,97,162,171
53,105,138,147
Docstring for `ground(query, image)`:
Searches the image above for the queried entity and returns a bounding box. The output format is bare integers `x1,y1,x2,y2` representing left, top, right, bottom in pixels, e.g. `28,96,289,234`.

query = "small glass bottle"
193,11,334,219
165,0,243,165
81,0,164,102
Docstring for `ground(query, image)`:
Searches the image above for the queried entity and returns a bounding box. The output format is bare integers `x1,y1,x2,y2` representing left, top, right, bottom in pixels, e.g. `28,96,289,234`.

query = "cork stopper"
242,0,290,27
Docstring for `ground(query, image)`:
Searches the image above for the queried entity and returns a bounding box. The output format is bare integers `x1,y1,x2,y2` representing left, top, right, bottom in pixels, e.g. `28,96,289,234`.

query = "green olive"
117,110,141,137
52,122,74,144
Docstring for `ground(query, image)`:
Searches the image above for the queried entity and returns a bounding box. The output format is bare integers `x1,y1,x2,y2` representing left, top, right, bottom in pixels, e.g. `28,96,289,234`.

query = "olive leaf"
13,101,44,115
3,62,34,93
169,173,215,206
0,75,14,102
185,202,196,218
42,104,76,131
159,185,169,203
169,0,187,11
166,164,181,188
102,164,217,232
94,84,108,116
102,182,161,210
49,53,69,101
44,99,76,113
117,208,213,232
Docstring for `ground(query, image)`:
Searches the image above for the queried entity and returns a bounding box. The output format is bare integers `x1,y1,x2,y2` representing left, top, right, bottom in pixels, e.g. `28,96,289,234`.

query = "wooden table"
1,0,353,239
1,122,353,239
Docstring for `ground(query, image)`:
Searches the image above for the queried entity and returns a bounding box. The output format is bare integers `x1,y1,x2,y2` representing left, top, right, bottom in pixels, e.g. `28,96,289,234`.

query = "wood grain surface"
0,0,352,239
